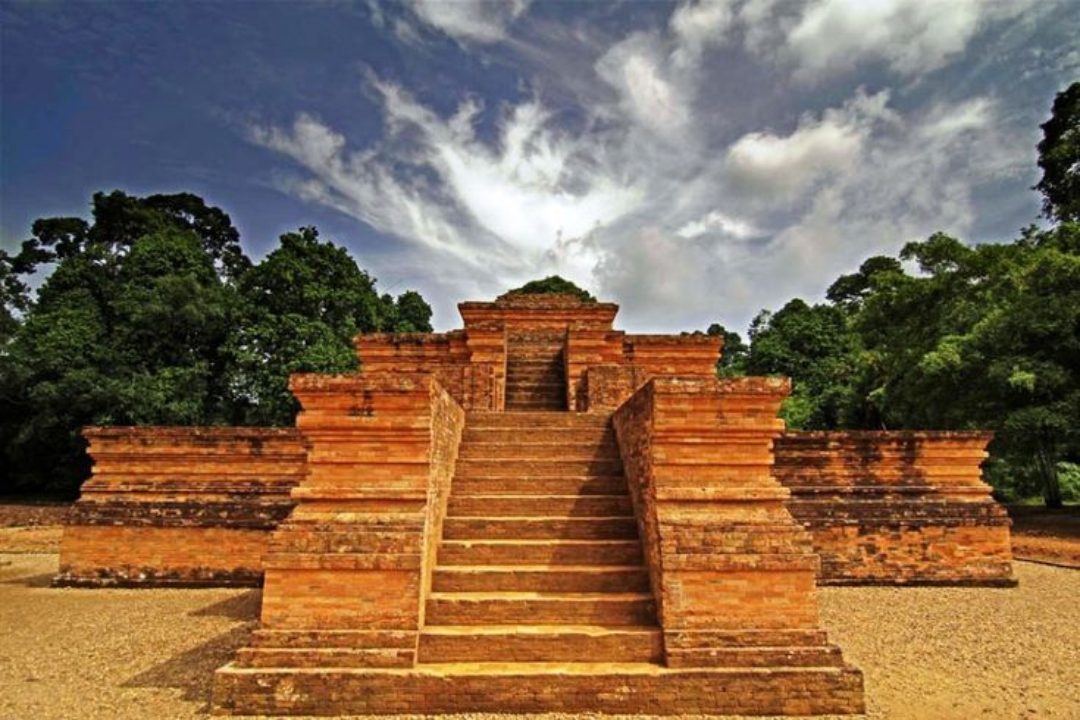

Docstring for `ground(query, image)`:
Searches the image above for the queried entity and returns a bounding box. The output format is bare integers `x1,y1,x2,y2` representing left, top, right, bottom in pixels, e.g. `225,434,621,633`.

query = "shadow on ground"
124,591,260,711
0,571,55,588
192,588,262,620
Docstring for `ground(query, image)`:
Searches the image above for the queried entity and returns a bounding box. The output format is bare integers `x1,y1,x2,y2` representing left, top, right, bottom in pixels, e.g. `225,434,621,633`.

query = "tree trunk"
1036,444,1063,509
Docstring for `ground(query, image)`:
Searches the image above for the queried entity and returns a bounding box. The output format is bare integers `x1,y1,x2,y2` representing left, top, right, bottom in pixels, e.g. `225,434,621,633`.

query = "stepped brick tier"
53,292,1018,715
56,427,305,587
775,431,1014,586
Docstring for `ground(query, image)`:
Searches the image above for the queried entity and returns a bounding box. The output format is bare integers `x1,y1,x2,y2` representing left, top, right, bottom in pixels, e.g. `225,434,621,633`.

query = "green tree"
1,221,237,495
111,228,235,424
393,290,434,332
830,227,1080,506
1036,81,1080,223
2,192,436,496
504,275,596,302
706,322,748,376
746,299,862,429
225,227,416,425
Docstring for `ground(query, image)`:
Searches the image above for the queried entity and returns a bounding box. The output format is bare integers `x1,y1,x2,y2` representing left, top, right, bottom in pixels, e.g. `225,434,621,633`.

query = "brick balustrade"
775,431,1014,585
612,376,861,686
225,373,464,672
56,427,306,587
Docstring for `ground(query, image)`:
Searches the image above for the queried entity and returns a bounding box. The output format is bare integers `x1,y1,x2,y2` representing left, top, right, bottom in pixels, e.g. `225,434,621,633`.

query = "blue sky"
2,1,1077,332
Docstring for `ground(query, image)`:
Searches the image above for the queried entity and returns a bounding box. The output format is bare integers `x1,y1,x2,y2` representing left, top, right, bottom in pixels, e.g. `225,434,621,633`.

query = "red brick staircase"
214,398,864,715
504,333,566,411
418,410,662,664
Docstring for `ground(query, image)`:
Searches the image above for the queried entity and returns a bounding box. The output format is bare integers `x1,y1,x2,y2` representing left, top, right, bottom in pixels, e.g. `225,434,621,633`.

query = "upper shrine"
357,291,722,412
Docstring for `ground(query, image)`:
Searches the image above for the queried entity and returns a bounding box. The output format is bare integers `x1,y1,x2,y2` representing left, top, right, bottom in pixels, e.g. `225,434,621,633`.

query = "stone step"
505,381,565,391
507,351,564,360
443,516,639,540
503,394,567,406
466,412,611,428
247,629,414,649
438,539,644,565
450,475,628,495
666,645,846,668
235,647,411,669
463,427,613,444
213,663,868,715
457,459,622,476
505,388,565,397
507,360,563,370
504,393,565,402
432,565,649,592
506,369,565,379
504,385,566,398
447,494,631,517
417,625,662,663
506,371,564,381
505,402,567,412
457,443,619,461
425,592,657,625
507,363,565,372
506,375,563,383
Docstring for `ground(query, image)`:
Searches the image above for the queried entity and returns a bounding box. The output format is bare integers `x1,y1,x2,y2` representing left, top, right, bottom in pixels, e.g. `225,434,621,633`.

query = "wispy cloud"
250,0,1061,331
406,0,533,45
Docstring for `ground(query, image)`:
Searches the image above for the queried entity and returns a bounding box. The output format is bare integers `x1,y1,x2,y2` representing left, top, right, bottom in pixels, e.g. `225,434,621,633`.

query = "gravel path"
1,554,1077,719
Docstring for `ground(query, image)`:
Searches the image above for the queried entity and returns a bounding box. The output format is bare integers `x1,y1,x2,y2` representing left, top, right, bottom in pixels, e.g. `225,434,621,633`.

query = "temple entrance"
504,331,567,411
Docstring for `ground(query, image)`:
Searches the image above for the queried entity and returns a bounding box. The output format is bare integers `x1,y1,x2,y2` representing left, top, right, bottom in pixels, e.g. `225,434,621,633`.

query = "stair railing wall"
251,373,463,669
612,377,838,668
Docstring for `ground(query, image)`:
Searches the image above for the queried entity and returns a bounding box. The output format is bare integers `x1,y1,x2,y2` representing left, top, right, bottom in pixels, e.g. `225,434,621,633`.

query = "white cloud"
732,0,1037,82
726,90,892,200
676,210,761,240
595,33,691,137
251,79,641,290
409,0,532,44
759,94,1023,311
670,0,737,67
249,0,1053,332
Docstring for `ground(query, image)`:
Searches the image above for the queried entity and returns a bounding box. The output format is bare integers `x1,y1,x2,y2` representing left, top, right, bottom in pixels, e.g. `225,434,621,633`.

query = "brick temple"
56,292,1015,716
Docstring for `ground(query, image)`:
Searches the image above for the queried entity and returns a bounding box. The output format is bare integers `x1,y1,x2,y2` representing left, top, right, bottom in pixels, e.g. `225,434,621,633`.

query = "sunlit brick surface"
53,293,1021,714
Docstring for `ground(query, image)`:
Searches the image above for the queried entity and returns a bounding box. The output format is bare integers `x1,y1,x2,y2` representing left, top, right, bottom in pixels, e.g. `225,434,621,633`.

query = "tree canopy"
504,275,596,302
0,193,431,495
1036,81,1080,223
700,82,1080,507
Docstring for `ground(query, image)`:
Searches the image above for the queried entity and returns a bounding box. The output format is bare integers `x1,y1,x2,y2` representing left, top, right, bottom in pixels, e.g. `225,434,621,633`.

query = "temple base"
212,662,865,716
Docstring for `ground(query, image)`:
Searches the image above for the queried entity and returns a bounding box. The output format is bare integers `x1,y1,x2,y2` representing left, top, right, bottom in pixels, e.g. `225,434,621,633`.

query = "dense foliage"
727,227,1080,507
504,275,596,302
710,85,1080,507
0,192,431,496
1036,81,1080,223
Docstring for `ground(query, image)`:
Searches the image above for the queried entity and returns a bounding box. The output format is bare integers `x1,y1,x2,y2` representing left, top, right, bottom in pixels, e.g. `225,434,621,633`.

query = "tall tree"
225,227,406,425
746,299,862,429
392,290,434,332
1036,81,1080,224
1,221,237,495
706,322,748,376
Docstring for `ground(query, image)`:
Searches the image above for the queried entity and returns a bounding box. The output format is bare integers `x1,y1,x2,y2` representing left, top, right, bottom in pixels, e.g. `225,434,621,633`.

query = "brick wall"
612,377,861,688
775,431,1014,585
56,427,306,586
240,373,464,669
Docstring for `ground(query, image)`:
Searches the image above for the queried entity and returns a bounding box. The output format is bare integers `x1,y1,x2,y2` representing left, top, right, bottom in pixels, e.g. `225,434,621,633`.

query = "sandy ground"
1,553,1077,720
0,502,67,554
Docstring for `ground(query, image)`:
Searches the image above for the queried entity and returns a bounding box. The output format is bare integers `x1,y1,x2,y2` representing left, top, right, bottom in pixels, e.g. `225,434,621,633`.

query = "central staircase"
504,332,567,411
418,410,661,664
